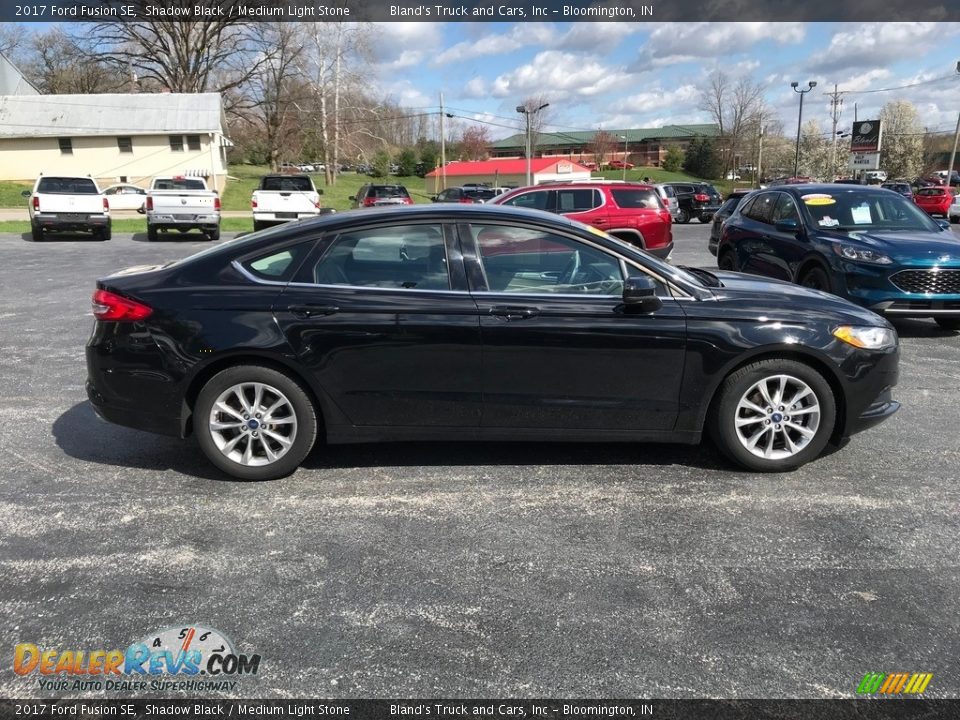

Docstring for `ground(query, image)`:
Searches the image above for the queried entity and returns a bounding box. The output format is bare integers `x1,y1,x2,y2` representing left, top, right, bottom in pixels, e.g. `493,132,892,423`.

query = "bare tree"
699,71,729,140
24,27,125,94
92,11,270,95
460,125,491,161
590,130,618,168
0,25,24,58
880,100,924,181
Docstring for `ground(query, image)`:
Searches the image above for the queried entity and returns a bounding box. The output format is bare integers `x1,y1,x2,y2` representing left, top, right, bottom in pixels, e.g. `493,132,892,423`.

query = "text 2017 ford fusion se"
86,204,899,480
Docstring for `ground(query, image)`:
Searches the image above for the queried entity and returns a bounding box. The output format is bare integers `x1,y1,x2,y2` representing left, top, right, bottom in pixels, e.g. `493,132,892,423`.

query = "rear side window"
611,189,661,209
241,241,314,281
556,188,601,212
261,177,313,191
37,177,98,194
310,224,448,290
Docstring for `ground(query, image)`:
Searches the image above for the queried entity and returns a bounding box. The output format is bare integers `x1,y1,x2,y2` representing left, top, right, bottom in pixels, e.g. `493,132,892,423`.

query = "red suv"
914,186,954,217
491,181,673,258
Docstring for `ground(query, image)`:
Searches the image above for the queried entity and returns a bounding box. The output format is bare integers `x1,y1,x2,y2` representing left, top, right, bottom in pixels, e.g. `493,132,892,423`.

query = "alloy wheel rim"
208,382,298,467
734,374,821,460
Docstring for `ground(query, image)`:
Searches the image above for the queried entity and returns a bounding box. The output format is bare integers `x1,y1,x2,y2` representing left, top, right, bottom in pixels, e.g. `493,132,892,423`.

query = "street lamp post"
946,61,960,191
791,80,817,178
619,134,629,181
517,102,549,186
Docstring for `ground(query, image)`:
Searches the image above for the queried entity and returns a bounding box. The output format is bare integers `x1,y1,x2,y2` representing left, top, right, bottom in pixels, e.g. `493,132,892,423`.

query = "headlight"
831,243,893,265
833,325,897,350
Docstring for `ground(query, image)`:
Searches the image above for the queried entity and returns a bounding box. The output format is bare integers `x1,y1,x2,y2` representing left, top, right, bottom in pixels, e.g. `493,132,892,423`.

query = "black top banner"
3,0,960,22
2,700,960,720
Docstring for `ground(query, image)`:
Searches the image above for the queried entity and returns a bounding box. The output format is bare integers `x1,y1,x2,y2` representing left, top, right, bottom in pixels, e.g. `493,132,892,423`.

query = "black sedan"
86,205,899,480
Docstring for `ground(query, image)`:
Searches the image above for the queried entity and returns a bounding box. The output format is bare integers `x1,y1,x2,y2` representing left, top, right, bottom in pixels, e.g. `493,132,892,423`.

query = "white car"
950,193,960,224
102,184,147,211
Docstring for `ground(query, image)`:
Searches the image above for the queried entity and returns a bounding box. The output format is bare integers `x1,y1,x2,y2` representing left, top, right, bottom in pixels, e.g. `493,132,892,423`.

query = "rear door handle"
288,304,339,318
489,306,540,320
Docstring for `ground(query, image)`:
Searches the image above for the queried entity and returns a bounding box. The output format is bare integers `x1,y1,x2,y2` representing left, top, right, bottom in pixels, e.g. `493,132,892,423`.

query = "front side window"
311,224,449,290
744,193,777,224
772,193,799,223
471,224,624,296
501,190,551,211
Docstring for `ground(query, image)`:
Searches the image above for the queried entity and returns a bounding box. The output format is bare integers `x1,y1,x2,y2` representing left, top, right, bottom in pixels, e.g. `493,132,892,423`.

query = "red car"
608,160,635,170
914,186,954,217
491,181,673,258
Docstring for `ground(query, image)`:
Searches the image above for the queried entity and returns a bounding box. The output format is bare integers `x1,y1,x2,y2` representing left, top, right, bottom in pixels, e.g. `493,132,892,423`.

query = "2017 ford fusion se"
86,204,900,480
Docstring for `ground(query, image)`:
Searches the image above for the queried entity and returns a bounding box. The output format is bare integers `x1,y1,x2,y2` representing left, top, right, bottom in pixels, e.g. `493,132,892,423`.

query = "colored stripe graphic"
857,672,933,694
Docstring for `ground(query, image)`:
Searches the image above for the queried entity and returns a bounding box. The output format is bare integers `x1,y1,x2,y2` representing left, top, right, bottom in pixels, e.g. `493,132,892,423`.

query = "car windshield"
799,190,940,232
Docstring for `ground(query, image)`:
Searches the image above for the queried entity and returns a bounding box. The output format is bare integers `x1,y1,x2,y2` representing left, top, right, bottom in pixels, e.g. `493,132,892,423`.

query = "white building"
0,92,232,192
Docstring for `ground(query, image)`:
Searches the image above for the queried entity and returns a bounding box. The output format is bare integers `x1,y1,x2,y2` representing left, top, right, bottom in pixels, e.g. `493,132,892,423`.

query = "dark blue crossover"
716,184,960,330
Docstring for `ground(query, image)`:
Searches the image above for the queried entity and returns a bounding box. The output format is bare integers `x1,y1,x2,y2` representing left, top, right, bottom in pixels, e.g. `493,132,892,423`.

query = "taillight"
694,193,710,202
32,195,39,211
92,289,153,322
214,196,221,211
146,196,153,211
103,197,109,211
251,197,257,209
363,198,376,206
404,197,413,205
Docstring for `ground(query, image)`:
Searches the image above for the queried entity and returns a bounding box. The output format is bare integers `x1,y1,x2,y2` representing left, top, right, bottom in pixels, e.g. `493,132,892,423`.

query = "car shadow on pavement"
54,401,741,481
130,232,213,243
21,232,106,242
53,402,224,481
890,317,960,339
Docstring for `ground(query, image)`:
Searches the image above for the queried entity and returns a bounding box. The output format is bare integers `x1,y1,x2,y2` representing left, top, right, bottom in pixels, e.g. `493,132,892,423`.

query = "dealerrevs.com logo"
14,625,261,692
856,672,934,695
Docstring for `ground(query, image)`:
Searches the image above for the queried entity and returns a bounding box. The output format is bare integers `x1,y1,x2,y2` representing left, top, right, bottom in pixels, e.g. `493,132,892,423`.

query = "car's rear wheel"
195,366,318,481
97,224,111,241
717,249,736,271
147,226,158,242
799,266,833,293
676,208,691,224
30,222,43,242
698,213,713,223
207,227,221,242
935,317,960,331
253,220,266,232
711,359,836,472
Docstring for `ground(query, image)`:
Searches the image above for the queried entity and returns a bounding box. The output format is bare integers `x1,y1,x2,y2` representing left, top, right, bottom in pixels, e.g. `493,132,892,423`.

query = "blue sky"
369,22,960,138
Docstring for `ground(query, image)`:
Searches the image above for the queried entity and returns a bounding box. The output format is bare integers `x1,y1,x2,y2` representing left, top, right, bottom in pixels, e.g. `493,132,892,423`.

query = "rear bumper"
148,213,220,228
86,379,181,437
34,213,109,231
648,241,674,259
253,211,321,223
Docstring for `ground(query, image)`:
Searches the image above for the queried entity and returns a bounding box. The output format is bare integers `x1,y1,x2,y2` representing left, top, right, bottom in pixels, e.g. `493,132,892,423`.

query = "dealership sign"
851,120,882,153
849,153,881,170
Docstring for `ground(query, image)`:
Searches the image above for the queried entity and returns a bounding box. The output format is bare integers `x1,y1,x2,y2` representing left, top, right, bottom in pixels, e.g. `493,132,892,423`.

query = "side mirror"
774,218,800,233
622,276,663,313
21,190,30,198
431,196,439,202
935,219,951,231
316,189,323,196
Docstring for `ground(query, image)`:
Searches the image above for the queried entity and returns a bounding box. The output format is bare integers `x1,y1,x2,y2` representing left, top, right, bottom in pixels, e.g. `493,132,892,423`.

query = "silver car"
654,183,680,221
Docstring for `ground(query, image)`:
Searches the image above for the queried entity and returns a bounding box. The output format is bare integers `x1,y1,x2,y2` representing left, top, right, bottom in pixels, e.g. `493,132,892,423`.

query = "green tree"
371,150,391,178
396,148,417,176
419,146,438,177
683,138,721,178
662,146,684,172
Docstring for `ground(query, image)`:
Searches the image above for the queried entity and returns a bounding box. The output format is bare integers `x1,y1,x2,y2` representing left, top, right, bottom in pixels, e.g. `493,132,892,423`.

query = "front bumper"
835,261,960,318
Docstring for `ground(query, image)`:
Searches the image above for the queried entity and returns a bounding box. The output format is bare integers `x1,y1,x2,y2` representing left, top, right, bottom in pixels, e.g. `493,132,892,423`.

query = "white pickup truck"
251,174,331,231
145,176,221,241
24,175,111,241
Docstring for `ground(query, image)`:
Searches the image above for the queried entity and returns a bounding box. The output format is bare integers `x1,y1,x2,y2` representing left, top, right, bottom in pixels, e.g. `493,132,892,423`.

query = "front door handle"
288,304,339,318
489,306,540,320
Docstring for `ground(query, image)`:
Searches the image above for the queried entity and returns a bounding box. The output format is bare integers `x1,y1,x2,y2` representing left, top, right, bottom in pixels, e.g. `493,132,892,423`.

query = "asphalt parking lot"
1,223,959,699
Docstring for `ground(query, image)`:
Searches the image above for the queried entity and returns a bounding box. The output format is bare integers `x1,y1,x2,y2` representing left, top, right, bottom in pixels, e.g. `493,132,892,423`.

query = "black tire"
717,249,736,271
30,222,43,242
253,220,266,232
207,227,221,242
935,317,960,331
147,226,158,242
710,359,836,472
799,265,833,294
950,216,959,224
97,224,111,241
676,207,691,224
698,213,713,223
194,365,318,481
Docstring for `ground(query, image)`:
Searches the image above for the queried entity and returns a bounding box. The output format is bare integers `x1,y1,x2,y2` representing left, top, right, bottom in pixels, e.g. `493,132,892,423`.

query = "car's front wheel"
194,365,318,481
799,266,833,294
717,249,736,271
711,359,836,472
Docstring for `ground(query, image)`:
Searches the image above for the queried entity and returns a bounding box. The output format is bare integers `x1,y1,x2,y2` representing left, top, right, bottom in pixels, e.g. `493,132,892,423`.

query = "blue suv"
717,184,960,330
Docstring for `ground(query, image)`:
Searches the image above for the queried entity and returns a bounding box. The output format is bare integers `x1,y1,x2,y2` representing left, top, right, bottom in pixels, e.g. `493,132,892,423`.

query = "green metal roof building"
490,124,720,167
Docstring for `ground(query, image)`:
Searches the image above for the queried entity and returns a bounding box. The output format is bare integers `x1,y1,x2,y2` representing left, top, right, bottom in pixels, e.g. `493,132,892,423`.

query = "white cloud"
370,22,444,70
489,51,635,101
433,23,556,65
461,77,488,99
807,23,959,74
635,22,806,68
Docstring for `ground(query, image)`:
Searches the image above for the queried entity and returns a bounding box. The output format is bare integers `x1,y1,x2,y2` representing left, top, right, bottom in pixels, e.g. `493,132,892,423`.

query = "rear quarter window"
611,189,661,209
240,241,314,281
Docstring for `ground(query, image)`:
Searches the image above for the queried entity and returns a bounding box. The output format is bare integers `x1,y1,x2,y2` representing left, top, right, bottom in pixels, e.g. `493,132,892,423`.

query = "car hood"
710,270,889,326
817,228,960,265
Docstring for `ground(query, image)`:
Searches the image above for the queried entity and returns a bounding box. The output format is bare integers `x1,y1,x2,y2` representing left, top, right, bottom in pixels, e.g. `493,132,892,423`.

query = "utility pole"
756,126,763,189
827,84,844,180
946,61,960,190
439,92,446,192
791,80,817,178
